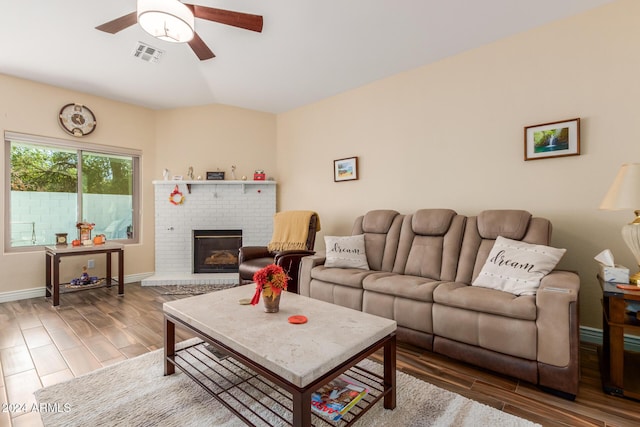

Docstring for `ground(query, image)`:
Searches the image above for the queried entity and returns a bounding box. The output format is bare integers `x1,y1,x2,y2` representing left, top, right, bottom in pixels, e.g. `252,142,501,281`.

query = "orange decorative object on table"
93,235,105,245
616,284,640,291
250,264,289,312
288,315,307,324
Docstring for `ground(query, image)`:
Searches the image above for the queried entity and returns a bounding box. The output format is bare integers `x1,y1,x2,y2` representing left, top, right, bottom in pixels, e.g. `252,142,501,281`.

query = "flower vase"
263,293,281,313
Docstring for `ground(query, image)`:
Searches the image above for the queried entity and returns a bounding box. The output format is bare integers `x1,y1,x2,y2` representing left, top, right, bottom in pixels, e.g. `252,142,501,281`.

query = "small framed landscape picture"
524,118,580,161
334,157,358,182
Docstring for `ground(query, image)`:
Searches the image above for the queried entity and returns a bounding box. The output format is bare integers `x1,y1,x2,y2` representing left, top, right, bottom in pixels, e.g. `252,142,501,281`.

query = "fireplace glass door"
193,230,242,273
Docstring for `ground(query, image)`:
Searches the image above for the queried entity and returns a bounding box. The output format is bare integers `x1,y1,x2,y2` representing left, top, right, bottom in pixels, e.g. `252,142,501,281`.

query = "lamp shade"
599,163,640,210
137,0,194,43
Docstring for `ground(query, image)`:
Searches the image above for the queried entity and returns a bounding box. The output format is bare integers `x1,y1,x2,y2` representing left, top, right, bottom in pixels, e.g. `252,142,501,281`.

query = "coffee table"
163,286,397,426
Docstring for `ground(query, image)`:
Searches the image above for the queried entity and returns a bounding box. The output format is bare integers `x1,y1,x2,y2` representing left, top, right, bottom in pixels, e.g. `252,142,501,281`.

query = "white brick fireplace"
142,180,276,286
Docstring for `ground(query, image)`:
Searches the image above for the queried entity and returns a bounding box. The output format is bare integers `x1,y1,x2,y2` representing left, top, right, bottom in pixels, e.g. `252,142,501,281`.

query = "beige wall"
154,105,276,183
276,0,640,329
0,76,277,295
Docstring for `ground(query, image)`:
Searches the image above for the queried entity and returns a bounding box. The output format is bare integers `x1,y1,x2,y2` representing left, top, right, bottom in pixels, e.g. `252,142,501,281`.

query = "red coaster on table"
288,315,307,324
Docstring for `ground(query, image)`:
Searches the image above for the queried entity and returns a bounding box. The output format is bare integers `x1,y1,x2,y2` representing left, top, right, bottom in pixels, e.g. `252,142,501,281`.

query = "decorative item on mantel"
206,171,225,180
76,222,95,246
254,170,266,180
250,264,289,313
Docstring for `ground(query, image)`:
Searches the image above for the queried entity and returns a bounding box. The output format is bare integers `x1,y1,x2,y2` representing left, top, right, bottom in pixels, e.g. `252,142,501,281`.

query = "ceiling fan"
95,0,263,61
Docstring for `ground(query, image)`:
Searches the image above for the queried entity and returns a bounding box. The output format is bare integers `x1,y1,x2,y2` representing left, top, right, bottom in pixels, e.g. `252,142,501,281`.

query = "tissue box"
599,264,630,283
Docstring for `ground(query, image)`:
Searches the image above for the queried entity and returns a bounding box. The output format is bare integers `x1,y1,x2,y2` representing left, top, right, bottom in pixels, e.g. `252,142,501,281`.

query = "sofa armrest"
536,270,580,367
275,250,316,294
239,246,272,264
274,250,316,264
299,253,326,296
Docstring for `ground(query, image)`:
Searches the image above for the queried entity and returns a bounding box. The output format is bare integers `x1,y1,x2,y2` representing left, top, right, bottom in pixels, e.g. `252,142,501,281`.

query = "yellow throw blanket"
267,211,321,252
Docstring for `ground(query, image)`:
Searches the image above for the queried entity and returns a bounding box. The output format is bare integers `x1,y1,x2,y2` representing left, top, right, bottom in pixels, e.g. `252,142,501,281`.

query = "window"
4,132,141,251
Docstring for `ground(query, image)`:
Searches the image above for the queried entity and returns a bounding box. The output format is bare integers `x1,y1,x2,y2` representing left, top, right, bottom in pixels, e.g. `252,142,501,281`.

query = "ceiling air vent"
132,42,164,63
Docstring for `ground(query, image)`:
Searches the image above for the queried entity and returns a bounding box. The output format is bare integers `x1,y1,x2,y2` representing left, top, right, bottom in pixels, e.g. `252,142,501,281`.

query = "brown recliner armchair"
238,211,320,293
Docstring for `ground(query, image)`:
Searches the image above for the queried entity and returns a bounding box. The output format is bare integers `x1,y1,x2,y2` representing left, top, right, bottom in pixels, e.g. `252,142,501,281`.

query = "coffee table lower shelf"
167,341,387,426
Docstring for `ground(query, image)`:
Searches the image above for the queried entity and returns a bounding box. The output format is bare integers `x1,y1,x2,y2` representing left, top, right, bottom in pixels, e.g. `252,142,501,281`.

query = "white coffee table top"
164,286,397,388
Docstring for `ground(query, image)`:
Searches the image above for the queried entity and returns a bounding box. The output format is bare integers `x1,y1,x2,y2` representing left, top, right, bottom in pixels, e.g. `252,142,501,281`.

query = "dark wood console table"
45,242,124,306
599,276,640,400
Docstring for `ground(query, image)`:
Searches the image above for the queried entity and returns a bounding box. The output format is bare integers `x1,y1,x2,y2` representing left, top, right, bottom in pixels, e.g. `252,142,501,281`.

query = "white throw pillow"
472,236,566,296
324,235,370,270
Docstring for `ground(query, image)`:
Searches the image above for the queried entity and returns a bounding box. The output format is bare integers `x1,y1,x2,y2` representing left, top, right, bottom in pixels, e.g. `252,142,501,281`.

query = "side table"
598,276,640,400
45,242,124,307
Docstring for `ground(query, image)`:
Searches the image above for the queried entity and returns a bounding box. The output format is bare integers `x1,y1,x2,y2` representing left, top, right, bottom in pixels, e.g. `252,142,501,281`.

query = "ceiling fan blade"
188,33,216,60
95,11,138,34
186,5,263,32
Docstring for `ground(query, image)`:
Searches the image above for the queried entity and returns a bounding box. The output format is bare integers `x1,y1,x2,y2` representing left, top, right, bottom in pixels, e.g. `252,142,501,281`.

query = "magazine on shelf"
311,374,369,421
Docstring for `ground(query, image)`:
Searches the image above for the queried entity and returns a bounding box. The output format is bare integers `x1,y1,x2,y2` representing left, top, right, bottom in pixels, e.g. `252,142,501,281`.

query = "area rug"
35,339,539,427
160,283,238,295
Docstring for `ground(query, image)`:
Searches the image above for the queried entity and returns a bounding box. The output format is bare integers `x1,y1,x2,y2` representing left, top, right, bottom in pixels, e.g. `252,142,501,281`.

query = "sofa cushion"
310,265,375,288
472,236,566,296
362,272,440,303
477,210,532,240
411,209,456,235
352,210,404,272
433,282,537,320
361,210,399,233
324,235,370,270
393,210,466,282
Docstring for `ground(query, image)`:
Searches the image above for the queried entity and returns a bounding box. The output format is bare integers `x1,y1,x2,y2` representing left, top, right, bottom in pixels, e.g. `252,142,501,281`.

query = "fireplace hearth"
193,230,242,273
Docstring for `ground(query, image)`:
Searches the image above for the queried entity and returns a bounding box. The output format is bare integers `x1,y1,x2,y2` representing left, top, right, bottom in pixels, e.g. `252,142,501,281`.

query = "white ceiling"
0,0,616,114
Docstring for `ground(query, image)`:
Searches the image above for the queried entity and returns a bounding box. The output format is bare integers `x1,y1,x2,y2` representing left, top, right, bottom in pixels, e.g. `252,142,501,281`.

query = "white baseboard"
0,287,47,303
0,272,154,303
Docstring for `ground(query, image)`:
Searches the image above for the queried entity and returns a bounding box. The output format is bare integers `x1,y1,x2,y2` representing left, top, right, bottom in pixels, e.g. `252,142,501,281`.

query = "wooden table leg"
118,249,124,296
45,252,52,299
291,389,312,427
106,250,112,287
164,316,175,376
53,254,60,307
384,334,397,409
609,297,626,389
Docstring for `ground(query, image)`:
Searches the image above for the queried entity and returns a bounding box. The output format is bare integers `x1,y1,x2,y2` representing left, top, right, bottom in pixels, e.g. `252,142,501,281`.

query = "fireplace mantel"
143,180,276,286
152,180,275,194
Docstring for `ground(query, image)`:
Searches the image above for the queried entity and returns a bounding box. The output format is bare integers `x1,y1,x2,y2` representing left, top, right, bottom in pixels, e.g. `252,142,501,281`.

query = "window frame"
4,131,141,253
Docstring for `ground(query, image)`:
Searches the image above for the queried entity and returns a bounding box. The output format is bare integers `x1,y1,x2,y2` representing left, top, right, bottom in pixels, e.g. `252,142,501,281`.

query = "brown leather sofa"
299,209,580,399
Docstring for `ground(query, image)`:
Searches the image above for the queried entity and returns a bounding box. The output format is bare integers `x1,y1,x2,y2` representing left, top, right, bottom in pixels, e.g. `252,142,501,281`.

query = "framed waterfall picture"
524,118,580,161
334,157,358,182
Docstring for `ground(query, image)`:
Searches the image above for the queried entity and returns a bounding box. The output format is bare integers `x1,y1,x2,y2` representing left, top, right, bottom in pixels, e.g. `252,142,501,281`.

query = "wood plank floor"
0,282,638,427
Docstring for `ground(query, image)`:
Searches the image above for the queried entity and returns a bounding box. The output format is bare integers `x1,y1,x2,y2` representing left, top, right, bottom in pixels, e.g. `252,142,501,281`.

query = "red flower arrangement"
250,264,289,306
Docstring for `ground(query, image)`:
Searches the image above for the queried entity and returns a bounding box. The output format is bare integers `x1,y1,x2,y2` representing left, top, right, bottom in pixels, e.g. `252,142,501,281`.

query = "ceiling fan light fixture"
137,0,194,43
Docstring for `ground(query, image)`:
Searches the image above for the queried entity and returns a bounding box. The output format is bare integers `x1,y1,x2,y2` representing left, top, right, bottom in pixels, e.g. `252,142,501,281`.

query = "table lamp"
600,163,640,284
